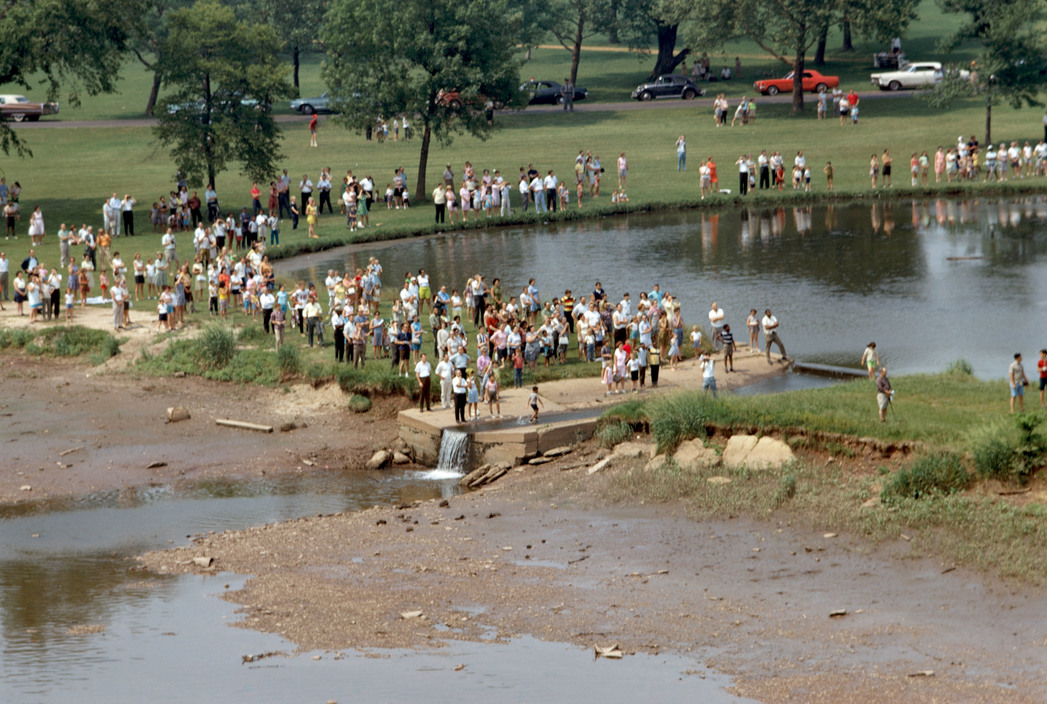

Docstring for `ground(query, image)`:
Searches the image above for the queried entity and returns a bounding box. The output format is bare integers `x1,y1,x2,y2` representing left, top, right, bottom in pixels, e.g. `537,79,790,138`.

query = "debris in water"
454,664,466,672
593,643,623,659
400,610,424,620
907,670,935,677
191,556,215,568
146,461,167,469
828,609,848,618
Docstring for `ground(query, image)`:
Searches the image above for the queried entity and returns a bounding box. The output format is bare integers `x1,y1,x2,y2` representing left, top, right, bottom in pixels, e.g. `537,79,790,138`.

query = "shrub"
237,324,272,347
968,415,1047,485
944,358,974,376
196,324,236,367
882,452,970,502
596,419,631,448
647,392,714,453
773,472,798,507
348,394,372,413
601,399,649,427
277,344,301,378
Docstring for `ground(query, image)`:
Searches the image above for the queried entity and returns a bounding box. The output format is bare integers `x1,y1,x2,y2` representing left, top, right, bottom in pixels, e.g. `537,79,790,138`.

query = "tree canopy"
321,0,531,198
153,0,290,190
0,0,144,153
929,0,1047,145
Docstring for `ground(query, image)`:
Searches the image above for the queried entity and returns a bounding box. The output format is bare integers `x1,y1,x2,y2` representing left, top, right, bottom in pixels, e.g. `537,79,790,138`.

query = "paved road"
12,89,911,129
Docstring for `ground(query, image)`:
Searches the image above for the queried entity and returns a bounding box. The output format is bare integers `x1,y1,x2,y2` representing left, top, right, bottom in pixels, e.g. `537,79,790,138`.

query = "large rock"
722,435,795,470
365,449,392,471
166,406,190,422
612,441,654,460
722,435,759,468
673,438,719,469
392,451,411,465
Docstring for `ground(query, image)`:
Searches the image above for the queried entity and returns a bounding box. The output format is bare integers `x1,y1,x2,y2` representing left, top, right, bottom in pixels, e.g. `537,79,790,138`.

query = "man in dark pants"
758,150,770,189
415,353,432,411
562,78,574,112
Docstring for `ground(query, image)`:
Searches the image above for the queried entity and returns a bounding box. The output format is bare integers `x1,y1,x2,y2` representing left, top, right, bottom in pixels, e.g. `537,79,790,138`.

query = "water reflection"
283,196,1047,377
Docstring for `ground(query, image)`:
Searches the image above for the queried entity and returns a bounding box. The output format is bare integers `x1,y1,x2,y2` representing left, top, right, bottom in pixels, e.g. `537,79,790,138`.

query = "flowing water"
433,428,470,476
284,196,1047,378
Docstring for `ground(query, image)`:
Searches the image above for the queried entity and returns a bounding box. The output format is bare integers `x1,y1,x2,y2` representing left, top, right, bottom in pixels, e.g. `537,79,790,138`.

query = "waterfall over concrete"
423,429,469,479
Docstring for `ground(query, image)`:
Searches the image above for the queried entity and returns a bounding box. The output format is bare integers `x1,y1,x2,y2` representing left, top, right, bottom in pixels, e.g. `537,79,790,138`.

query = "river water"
1,472,754,702
284,196,1047,378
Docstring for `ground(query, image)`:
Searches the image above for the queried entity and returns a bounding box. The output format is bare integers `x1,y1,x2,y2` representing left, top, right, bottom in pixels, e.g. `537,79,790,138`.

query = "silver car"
290,92,338,115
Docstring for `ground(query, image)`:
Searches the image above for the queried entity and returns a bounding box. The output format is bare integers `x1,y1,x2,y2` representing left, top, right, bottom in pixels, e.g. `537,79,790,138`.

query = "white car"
870,61,968,91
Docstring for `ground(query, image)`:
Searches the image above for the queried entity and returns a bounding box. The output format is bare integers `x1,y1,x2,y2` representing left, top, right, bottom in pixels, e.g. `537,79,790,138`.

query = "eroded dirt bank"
142,449,1046,704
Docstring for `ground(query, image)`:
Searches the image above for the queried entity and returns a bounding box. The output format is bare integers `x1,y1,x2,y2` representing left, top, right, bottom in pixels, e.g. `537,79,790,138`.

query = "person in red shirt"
309,114,318,147
1038,348,1047,408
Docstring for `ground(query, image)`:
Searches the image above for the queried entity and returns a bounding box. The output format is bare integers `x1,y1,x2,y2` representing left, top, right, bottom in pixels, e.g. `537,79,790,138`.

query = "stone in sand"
365,450,392,471
672,438,720,469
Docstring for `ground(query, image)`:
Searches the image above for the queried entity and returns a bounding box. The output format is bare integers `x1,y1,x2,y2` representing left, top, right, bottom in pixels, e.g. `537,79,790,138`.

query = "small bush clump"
277,344,301,378
968,415,1047,485
196,325,236,367
348,394,372,413
944,358,974,377
882,452,970,502
647,392,714,453
596,419,631,448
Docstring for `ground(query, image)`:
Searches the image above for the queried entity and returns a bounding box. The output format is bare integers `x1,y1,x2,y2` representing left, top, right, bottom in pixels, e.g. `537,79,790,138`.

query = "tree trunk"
985,96,992,149
292,44,301,96
145,70,162,116
814,24,828,66
607,0,618,43
842,20,853,51
651,23,689,77
416,122,431,200
792,31,806,113
570,12,585,86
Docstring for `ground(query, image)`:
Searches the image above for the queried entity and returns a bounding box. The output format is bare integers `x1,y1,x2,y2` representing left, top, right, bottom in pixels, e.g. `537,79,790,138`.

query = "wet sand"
142,447,1046,703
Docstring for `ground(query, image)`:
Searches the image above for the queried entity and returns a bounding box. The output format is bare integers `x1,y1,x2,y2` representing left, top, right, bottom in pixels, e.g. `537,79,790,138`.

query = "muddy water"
0,472,754,702
283,196,1047,378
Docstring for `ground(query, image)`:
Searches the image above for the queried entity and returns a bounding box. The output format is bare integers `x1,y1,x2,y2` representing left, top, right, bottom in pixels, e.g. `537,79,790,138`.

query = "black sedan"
630,74,704,101
520,80,589,105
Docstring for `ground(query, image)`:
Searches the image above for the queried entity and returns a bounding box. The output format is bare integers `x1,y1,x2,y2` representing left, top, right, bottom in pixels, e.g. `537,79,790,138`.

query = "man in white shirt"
434,351,453,408
544,170,558,212
299,174,313,210
415,353,433,411
758,150,770,189
709,302,726,350
700,351,717,396
530,174,545,212
761,308,788,364
259,287,275,333
161,229,178,271
108,193,122,236
325,270,338,306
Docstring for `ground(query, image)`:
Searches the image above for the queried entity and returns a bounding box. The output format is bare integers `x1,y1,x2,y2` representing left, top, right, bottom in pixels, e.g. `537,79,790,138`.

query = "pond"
283,196,1047,378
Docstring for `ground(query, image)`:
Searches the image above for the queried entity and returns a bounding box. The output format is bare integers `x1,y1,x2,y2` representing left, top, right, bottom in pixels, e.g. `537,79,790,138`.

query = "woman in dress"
465,371,479,421
869,154,880,189
26,273,41,323
268,182,279,216
12,269,27,315
306,196,318,238
28,205,44,246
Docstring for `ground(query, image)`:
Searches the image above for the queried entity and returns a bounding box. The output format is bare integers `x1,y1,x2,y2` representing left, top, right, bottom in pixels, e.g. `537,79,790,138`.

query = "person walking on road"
876,367,893,422
562,78,575,112
762,308,788,364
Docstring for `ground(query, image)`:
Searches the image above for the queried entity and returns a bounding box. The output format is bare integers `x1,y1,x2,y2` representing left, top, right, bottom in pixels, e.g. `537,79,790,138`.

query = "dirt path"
141,448,1046,703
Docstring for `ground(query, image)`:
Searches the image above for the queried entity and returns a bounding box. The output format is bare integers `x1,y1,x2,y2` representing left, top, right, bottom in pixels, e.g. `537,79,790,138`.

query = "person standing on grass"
736,155,749,194
823,161,834,191
882,149,893,187
415,353,432,412
762,309,788,364
1010,352,1028,413
876,367,893,422
309,113,318,147
1037,349,1047,409
617,153,627,190
676,135,687,171
562,77,575,112
721,324,735,372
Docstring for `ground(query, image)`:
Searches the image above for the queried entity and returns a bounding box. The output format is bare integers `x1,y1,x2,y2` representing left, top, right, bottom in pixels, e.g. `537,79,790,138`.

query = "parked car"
519,80,589,105
166,91,267,116
290,92,340,114
436,89,503,110
631,74,705,101
871,61,969,90
0,94,59,122
753,70,838,96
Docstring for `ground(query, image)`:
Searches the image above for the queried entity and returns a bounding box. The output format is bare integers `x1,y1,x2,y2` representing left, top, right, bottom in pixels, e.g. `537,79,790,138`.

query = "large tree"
257,0,328,95
550,0,614,86
321,0,529,199
617,0,695,77
0,0,143,154
153,1,290,189
928,0,1047,146
692,0,838,112
129,0,194,116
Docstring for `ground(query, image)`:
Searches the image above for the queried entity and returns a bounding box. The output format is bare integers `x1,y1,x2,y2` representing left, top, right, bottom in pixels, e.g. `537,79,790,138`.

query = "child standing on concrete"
528,385,544,423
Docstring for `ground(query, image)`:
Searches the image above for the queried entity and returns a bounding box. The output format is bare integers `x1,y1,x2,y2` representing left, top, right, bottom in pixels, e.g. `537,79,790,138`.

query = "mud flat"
142,447,1047,704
